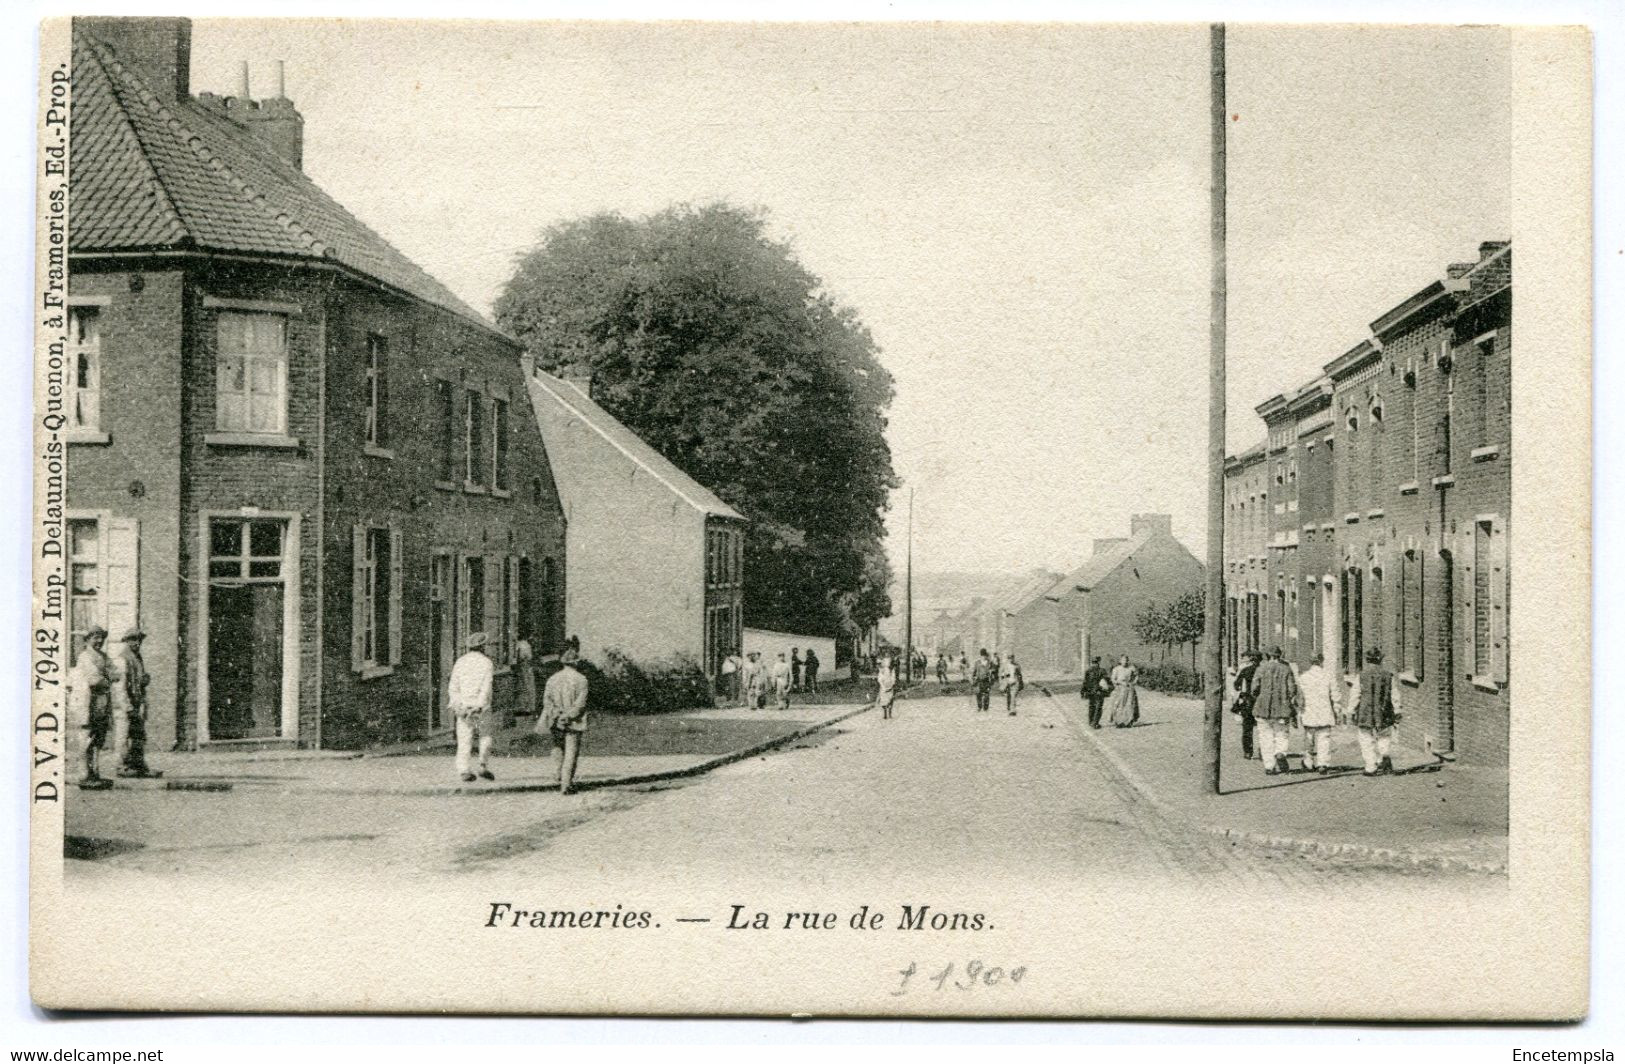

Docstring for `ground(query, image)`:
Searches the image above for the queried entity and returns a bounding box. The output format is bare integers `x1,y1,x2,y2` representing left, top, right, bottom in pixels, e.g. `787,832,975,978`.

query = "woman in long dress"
1107,655,1141,727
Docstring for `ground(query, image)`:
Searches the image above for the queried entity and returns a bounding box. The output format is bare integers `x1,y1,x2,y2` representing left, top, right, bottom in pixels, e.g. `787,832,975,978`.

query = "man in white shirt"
771,652,793,711
449,631,496,783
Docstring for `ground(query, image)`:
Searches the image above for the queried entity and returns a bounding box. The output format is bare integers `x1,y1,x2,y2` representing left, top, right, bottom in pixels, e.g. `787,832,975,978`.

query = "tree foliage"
494,202,899,638
1134,587,1205,671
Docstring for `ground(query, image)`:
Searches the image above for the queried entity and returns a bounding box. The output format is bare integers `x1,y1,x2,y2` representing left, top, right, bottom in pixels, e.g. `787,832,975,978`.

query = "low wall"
742,628,846,680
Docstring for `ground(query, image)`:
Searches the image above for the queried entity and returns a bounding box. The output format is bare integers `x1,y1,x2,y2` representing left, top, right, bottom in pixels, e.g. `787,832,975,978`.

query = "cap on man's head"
466,631,488,648
120,629,147,642
86,625,108,639
1269,645,1284,658
561,647,579,664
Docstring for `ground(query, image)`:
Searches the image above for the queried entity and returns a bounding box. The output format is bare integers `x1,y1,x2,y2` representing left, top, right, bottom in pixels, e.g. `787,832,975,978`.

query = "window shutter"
103,517,139,642
483,553,501,655
505,556,520,665
351,524,367,671
457,554,472,655
1412,554,1425,681
388,526,403,666
377,341,390,448
1491,522,1508,683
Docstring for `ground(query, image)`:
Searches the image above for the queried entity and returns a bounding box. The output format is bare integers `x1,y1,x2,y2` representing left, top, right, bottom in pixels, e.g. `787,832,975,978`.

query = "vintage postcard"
28,16,1590,1018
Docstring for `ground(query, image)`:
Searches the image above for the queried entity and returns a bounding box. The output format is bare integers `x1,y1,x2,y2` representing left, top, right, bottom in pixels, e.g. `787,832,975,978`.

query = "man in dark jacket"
1350,647,1400,776
1250,645,1302,775
1232,651,1262,760
970,649,996,712
1081,656,1112,729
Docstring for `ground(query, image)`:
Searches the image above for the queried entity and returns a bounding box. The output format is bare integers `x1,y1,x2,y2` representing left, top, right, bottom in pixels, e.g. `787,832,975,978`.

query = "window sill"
66,429,111,446
364,443,396,460
1398,481,1420,496
1398,671,1422,687
1367,509,1385,520
1344,512,1361,524
1320,522,1335,532
434,479,458,492
490,487,513,500
1432,474,1455,488
1470,675,1504,694
359,664,394,681
205,432,300,450
1471,444,1501,462
462,482,488,495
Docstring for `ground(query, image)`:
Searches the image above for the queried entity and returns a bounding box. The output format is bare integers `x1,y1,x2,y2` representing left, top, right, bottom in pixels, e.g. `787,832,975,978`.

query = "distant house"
526,369,746,682
1041,514,1204,674
997,570,1066,670
65,18,567,750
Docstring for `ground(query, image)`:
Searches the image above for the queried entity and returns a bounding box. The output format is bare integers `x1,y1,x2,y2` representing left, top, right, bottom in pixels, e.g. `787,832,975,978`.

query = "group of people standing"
1230,645,1403,778
69,625,161,789
724,646,822,712
1079,655,1143,729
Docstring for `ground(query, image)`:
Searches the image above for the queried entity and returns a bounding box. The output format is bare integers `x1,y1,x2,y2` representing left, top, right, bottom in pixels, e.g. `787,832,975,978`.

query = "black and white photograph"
20,8,1597,1031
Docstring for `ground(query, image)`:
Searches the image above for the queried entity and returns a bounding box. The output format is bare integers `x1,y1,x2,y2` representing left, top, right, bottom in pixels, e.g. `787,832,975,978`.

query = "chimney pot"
239,60,250,98
275,59,286,99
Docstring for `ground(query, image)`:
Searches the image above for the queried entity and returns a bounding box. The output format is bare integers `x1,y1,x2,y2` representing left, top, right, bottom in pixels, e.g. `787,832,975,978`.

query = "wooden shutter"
103,517,139,642
505,556,520,665
483,553,501,655
457,554,472,654
1490,521,1508,683
351,524,367,670
388,526,403,666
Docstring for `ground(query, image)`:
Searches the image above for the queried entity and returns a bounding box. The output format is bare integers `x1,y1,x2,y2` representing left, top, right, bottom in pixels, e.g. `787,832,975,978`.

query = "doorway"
204,517,291,741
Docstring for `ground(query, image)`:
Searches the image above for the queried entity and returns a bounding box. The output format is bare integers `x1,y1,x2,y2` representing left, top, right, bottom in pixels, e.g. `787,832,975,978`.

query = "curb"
1041,690,1507,876
120,703,874,799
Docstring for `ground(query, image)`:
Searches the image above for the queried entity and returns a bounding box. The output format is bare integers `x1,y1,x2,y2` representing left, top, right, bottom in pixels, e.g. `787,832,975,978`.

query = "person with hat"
743,650,768,711
538,645,589,794
771,652,793,711
449,631,497,783
1249,645,1303,776
1349,646,1402,777
72,626,116,789
116,629,161,779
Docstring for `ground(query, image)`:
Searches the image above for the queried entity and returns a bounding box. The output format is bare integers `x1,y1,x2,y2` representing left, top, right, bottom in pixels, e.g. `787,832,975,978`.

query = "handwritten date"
892,960,1026,995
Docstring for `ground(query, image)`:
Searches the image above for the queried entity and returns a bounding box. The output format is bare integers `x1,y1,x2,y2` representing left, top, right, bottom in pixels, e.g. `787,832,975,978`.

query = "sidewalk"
109,701,870,797
1050,687,1508,874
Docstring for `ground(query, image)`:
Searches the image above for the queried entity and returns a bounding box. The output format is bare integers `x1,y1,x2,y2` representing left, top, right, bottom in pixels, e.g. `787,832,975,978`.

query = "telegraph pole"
904,486,915,687
1203,23,1228,795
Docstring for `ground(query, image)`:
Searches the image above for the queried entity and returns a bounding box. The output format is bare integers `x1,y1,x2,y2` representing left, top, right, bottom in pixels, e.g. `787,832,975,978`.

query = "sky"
190,20,1511,578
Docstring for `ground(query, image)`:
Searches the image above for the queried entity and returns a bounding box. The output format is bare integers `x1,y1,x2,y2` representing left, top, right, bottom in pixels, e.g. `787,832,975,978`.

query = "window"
491,397,509,491
464,390,485,486
1370,396,1385,489
210,518,285,581
1473,335,1494,445
364,334,389,448
1436,340,1455,475
500,554,520,664
68,518,99,663
216,311,288,433
69,306,101,432
436,380,456,482
1471,518,1508,685
1397,550,1424,678
351,524,401,672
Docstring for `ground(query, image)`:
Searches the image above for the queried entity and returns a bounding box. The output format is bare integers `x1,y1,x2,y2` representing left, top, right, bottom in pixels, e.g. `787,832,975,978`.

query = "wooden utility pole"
904,486,915,686
1203,23,1228,796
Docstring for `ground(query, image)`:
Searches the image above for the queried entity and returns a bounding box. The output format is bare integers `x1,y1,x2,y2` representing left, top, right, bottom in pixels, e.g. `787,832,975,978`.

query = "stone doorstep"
87,703,875,799
1042,692,1507,875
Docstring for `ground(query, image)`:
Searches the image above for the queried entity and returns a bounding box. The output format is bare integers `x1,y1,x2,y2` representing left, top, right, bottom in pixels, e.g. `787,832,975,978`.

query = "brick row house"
66,18,567,750
1223,241,1511,765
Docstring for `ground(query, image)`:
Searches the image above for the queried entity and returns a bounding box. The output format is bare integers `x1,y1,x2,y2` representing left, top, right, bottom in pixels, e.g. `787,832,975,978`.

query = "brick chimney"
195,60,305,170
1093,537,1128,556
1130,513,1173,539
1479,240,1510,261
1446,262,1475,279
77,16,192,102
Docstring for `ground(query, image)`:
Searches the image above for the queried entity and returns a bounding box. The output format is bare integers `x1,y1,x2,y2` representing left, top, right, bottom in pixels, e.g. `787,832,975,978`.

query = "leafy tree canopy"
495,202,899,637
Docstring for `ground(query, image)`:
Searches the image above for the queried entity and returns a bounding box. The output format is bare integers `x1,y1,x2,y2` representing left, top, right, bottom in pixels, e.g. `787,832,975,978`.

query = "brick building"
66,17,567,750
1039,514,1204,675
1224,241,1511,765
526,369,745,681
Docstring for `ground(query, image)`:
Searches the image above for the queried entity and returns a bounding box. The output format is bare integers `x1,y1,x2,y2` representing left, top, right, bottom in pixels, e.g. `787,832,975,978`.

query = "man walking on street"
876,652,898,720
1081,655,1112,729
803,648,820,694
1349,647,1401,777
1250,645,1302,776
743,651,767,711
971,649,995,712
74,625,115,790
449,631,496,783
935,653,948,685
539,646,589,794
772,652,793,711
1232,650,1262,760
1000,653,1025,716
1297,653,1338,773
116,629,161,779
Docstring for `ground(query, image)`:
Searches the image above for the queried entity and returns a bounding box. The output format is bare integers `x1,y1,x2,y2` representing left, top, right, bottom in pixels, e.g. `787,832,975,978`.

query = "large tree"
494,202,898,639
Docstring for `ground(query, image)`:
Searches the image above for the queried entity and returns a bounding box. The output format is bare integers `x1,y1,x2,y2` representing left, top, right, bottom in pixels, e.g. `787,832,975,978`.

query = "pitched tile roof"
70,29,505,338
998,570,1065,616
1042,529,1155,599
528,370,745,521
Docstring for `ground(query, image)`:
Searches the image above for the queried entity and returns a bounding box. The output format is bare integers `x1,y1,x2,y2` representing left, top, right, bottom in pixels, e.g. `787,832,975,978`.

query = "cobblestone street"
65,690,1489,888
